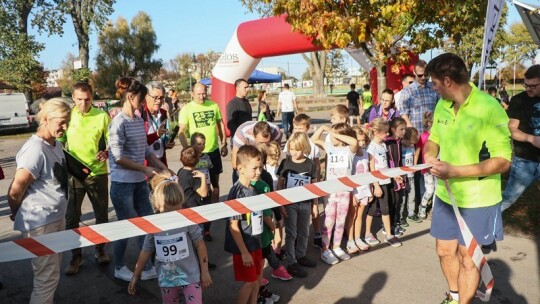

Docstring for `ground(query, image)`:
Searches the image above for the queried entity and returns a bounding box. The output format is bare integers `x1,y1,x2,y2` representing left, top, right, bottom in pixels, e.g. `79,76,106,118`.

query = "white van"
0,92,33,131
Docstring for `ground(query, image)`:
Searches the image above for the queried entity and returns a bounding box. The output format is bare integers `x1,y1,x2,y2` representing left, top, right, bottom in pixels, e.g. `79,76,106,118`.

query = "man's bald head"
192,83,207,103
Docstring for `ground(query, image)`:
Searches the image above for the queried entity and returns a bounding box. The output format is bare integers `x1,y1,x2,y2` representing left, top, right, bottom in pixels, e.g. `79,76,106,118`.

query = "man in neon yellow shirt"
178,83,228,210
423,54,512,304
60,83,112,275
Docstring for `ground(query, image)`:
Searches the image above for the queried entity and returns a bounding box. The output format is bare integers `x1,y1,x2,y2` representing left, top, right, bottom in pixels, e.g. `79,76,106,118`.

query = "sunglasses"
408,81,414,84
416,74,426,78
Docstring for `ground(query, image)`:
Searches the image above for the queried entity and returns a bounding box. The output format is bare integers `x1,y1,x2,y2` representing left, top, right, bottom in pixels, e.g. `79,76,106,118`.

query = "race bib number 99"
155,232,189,262
286,172,311,188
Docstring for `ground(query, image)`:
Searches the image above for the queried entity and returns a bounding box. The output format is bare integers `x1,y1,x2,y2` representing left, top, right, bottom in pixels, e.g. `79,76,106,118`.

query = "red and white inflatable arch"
212,15,416,135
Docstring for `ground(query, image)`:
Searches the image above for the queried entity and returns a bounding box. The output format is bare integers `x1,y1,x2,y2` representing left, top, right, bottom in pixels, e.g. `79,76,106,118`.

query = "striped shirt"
400,81,439,132
108,112,149,183
232,121,282,148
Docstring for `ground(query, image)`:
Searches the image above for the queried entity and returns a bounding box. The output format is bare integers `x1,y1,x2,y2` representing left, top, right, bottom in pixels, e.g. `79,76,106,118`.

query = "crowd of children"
126,103,436,304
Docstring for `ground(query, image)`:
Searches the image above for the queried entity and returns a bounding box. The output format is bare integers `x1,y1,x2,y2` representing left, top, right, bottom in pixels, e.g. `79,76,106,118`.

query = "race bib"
200,168,211,186
402,148,414,177
374,152,388,170
328,150,348,169
250,211,263,236
286,172,311,188
155,232,189,262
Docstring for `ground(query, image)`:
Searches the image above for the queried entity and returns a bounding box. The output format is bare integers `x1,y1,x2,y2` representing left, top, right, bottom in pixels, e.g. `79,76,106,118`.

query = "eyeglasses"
416,74,426,78
148,94,164,101
523,82,540,89
408,81,414,84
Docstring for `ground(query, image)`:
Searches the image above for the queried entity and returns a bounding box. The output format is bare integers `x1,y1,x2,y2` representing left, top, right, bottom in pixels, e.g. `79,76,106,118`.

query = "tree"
0,0,64,102
57,0,115,75
241,0,489,98
302,67,312,80
302,51,327,96
325,50,348,83
503,22,538,65
196,50,220,79
94,12,162,97
442,7,507,77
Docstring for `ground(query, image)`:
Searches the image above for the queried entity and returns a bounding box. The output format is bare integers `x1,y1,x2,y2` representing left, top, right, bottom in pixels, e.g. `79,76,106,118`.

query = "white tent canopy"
514,0,540,45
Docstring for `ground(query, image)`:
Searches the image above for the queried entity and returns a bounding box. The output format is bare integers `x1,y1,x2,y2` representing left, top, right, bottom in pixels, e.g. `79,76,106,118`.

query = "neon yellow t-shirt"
60,106,111,176
361,91,373,110
429,84,511,208
178,100,222,153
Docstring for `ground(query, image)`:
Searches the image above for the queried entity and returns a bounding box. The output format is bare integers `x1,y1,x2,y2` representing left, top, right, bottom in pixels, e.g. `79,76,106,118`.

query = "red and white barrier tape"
0,165,428,263
444,180,493,302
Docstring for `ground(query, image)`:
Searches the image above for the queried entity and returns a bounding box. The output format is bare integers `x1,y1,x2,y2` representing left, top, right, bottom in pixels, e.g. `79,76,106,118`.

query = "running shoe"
346,240,359,254
321,249,339,265
364,233,380,245
297,256,316,268
333,248,351,261
407,215,423,223
399,218,409,227
271,265,292,281
384,236,402,247
440,292,458,304
286,263,307,278
260,287,280,303
355,238,370,251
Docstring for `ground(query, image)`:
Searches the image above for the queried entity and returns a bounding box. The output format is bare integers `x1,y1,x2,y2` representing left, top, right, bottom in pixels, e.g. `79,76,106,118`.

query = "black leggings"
368,184,395,221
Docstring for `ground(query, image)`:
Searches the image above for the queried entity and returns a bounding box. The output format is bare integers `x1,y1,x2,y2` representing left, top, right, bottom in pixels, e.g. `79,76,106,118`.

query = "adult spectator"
108,77,169,282
424,53,511,304
165,89,179,120
488,87,508,110
394,73,415,113
61,83,112,276
500,65,540,212
178,82,228,204
141,81,174,166
276,83,298,139
346,83,361,125
368,89,401,122
400,60,439,132
7,98,70,304
360,84,373,112
231,121,282,181
226,78,252,137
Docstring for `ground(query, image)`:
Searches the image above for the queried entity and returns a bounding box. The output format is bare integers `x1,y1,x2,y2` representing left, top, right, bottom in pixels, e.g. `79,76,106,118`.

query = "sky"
32,0,525,79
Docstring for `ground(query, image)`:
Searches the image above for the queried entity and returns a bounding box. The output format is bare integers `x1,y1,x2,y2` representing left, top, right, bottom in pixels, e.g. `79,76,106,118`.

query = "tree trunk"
376,64,386,104
68,1,90,69
302,51,327,97
17,1,35,104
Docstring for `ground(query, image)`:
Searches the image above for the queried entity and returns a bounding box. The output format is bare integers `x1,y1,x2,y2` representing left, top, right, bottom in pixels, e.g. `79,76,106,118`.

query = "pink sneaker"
271,265,292,281
261,277,270,286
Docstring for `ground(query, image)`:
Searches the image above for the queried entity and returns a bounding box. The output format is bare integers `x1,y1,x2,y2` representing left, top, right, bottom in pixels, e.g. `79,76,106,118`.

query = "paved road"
0,112,538,303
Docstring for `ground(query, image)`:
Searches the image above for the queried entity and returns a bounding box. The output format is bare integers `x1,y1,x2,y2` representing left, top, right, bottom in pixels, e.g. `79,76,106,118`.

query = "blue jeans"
110,180,154,270
501,156,540,212
282,111,294,138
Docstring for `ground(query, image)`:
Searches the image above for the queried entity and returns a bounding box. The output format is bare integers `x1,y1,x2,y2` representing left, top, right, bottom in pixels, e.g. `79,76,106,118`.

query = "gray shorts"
430,196,503,246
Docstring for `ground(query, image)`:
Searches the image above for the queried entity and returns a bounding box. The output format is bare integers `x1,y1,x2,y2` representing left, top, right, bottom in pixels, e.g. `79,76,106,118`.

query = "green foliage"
325,50,347,81
502,22,538,64
175,75,196,93
94,12,162,97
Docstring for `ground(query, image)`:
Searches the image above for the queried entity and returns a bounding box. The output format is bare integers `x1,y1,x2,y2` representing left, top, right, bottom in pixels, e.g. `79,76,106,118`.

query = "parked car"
0,92,35,131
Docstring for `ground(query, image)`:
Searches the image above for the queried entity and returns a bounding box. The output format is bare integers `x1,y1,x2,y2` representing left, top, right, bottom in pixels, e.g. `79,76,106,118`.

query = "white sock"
449,291,459,301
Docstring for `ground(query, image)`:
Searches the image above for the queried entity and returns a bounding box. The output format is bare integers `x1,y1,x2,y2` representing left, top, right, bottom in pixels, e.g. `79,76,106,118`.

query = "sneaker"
321,249,339,265
333,248,351,261
383,226,403,237
440,292,458,304
262,277,270,286
297,256,316,268
419,206,427,220
364,234,380,245
141,266,157,280
399,218,409,227
286,263,307,278
312,237,323,249
407,215,423,223
271,265,292,281
65,255,83,276
260,287,280,303
384,236,402,247
395,226,406,234
354,238,370,251
203,231,213,242
94,249,110,265
346,241,359,254
114,266,133,281
257,295,274,304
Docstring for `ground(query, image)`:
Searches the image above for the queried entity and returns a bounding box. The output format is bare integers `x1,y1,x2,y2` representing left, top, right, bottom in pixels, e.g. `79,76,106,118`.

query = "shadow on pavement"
335,271,388,304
